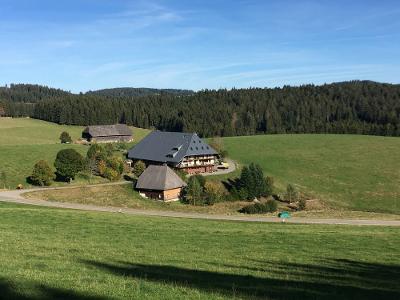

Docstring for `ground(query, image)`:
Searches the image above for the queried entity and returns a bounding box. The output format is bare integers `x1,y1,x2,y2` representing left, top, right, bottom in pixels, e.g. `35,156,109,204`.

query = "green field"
1,202,399,299
0,118,150,188
1,118,399,215
223,134,400,214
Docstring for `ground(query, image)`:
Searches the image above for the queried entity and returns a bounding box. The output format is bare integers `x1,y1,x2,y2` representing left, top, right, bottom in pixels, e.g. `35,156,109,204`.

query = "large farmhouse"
82,124,132,143
136,164,187,201
128,131,219,174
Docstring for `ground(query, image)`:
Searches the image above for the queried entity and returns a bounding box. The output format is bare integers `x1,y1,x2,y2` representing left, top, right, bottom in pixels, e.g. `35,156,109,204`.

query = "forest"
1,81,399,137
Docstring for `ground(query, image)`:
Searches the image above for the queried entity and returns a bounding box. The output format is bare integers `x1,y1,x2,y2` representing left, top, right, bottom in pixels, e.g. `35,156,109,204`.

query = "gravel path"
0,183,399,226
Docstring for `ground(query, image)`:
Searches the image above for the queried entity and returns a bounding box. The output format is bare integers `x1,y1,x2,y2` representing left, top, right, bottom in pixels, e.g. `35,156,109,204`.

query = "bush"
54,149,85,181
298,198,307,211
265,176,274,197
98,160,107,176
59,131,72,144
133,160,146,177
103,167,120,181
107,157,124,175
87,144,106,161
30,160,54,186
240,199,278,214
285,184,298,203
204,181,227,205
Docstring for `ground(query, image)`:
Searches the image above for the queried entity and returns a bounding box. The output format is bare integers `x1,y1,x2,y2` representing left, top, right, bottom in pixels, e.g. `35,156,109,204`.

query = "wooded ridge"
0,80,399,137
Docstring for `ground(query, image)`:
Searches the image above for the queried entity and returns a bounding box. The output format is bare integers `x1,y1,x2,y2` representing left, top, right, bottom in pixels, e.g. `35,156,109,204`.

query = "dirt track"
0,183,399,227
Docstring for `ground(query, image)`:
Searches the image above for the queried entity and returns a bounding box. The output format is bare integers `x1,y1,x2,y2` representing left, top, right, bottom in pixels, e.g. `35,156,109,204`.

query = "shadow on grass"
0,278,107,300
82,258,400,300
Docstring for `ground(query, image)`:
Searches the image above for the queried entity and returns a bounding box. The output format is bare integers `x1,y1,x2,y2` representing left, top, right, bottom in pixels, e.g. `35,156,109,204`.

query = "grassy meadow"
223,134,400,214
0,118,150,188
1,202,399,300
1,118,400,216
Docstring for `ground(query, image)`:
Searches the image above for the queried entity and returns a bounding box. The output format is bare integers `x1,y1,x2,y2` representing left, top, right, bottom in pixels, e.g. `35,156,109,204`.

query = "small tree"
265,176,274,197
285,184,298,203
133,160,146,177
30,160,54,186
204,181,227,205
185,176,203,205
59,131,72,144
54,149,85,181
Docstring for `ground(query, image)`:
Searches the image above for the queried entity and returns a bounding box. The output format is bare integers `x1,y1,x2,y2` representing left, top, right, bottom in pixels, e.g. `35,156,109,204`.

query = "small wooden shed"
136,165,187,201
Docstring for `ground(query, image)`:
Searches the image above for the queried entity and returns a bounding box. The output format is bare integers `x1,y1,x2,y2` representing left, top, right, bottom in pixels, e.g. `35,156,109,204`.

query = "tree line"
1,81,400,137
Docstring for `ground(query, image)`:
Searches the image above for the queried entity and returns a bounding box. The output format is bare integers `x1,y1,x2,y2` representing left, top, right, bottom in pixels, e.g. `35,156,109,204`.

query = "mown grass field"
1,118,399,216
0,202,399,300
0,118,150,188
223,134,400,214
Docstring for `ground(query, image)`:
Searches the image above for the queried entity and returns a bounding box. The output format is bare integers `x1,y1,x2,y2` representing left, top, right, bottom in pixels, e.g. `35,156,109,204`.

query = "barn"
127,131,219,174
82,124,132,143
136,164,187,201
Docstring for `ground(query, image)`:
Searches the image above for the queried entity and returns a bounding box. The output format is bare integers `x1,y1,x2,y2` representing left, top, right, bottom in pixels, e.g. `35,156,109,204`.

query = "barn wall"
163,188,183,201
89,135,133,143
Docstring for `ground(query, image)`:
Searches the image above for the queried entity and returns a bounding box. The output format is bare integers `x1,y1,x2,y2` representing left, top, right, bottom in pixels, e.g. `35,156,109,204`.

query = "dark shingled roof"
83,124,132,137
127,131,218,164
136,165,187,191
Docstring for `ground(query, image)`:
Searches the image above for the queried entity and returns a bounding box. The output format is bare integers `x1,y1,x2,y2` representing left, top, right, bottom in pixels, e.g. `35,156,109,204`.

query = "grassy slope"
1,202,399,300
1,118,399,215
24,184,248,215
223,134,400,214
0,118,150,188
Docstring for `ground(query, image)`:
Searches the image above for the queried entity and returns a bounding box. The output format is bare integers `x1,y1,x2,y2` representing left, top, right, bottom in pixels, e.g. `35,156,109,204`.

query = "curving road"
0,183,399,227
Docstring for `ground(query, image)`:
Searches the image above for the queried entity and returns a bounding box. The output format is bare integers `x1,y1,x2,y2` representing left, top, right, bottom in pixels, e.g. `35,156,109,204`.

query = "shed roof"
136,165,187,191
83,124,132,137
128,131,218,164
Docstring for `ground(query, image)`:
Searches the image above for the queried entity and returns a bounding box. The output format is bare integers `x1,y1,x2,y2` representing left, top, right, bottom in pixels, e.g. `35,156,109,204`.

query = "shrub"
133,160,146,177
103,167,120,181
264,199,278,212
104,143,115,156
59,131,72,144
107,157,124,175
298,198,307,211
30,160,55,186
204,181,227,205
285,184,298,203
54,149,85,181
240,199,278,214
265,176,274,197
98,160,107,176
87,144,106,160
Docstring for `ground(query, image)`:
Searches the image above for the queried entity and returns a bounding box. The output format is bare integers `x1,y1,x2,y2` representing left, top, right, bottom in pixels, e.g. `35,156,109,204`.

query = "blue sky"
0,0,399,92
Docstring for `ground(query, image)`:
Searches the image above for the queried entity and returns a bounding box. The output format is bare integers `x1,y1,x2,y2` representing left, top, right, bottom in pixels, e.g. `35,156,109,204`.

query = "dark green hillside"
86,87,194,97
2,81,400,137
